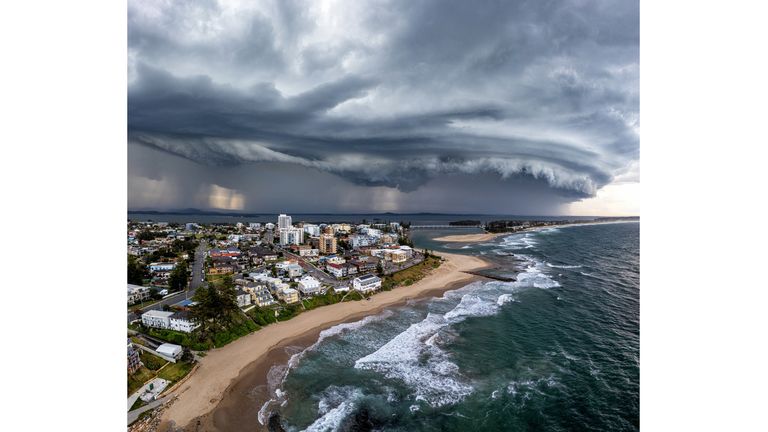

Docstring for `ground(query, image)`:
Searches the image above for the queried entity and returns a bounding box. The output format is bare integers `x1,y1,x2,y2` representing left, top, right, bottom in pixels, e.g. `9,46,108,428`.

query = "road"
282,250,343,287
128,241,209,324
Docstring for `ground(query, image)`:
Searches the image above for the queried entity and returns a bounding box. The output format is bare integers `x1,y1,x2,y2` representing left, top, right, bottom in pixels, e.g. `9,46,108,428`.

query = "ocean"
127,212,600,225
264,221,640,431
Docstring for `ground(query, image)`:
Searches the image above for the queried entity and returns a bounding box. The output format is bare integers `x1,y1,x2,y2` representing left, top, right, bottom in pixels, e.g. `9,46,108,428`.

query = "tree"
168,260,189,292
128,255,147,285
376,262,384,276
192,283,238,334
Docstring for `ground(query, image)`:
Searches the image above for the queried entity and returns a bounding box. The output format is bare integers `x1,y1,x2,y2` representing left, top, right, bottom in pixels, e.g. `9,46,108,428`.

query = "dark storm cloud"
128,0,638,209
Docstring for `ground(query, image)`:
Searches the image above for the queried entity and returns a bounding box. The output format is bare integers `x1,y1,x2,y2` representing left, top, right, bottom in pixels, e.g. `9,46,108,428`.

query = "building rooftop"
357,274,381,282
142,310,174,319
170,310,193,320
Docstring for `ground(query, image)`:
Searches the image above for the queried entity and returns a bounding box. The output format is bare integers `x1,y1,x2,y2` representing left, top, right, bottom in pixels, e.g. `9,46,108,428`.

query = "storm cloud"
128,0,638,213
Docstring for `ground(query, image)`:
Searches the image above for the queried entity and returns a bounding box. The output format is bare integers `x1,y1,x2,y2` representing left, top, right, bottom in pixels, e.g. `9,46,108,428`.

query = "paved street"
282,250,343,287
128,241,209,324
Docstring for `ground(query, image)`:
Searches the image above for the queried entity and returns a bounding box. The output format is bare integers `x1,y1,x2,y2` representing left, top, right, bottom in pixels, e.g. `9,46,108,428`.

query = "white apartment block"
353,274,382,293
303,224,320,237
298,276,321,296
280,228,304,245
278,214,293,230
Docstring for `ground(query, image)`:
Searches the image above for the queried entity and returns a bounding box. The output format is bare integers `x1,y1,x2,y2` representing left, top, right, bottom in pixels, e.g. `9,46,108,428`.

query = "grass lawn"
382,255,442,290
128,361,195,399
128,366,155,396
140,351,168,371
157,361,194,382
205,273,229,287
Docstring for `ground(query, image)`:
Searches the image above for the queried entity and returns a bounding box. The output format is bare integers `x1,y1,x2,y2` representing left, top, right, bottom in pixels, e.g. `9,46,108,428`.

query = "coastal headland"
158,251,490,432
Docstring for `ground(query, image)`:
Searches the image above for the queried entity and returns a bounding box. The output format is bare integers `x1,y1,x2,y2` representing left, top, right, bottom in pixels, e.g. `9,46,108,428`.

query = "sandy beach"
433,232,507,242
158,252,490,431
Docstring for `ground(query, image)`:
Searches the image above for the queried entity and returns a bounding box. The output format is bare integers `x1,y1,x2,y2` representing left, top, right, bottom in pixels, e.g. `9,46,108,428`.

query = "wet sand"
158,252,490,432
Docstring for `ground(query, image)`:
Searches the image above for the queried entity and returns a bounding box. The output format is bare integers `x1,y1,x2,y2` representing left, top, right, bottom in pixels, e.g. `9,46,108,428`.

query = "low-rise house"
299,247,319,257
156,343,183,360
352,274,382,293
297,276,322,296
350,257,378,273
207,266,235,275
333,285,350,293
286,263,304,278
390,249,407,263
249,246,278,263
251,285,276,307
169,311,198,333
149,262,176,273
277,287,300,304
327,263,346,278
326,255,346,265
210,247,241,258
128,284,151,305
141,310,174,329
236,289,252,308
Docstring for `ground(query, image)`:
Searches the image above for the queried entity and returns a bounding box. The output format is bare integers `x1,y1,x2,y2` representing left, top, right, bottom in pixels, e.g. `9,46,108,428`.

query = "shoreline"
158,252,491,432
432,219,639,243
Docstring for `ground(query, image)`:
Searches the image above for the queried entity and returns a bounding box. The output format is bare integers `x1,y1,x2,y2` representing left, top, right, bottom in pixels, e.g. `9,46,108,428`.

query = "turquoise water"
264,222,639,431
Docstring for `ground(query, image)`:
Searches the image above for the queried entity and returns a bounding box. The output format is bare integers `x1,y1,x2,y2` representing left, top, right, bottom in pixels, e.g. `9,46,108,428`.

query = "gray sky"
128,0,639,215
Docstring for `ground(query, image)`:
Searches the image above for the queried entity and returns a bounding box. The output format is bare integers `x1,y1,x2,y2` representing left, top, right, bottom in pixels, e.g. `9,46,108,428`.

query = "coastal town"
126,214,439,427
126,214,639,429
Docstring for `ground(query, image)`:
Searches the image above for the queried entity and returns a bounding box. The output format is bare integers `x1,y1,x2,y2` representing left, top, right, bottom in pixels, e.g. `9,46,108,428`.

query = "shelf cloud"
128,0,638,214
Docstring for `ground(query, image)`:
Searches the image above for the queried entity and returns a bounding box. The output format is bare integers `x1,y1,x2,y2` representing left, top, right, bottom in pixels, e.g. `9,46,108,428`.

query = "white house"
299,248,320,257
350,235,376,249
141,310,174,329
298,276,322,296
156,343,183,360
149,262,176,273
235,289,252,308
286,263,304,278
334,285,350,293
169,311,198,333
352,274,382,293
326,263,346,278
128,284,151,305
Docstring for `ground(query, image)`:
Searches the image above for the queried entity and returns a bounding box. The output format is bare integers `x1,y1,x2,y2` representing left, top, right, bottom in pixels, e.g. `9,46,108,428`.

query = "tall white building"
303,224,320,237
278,214,292,230
280,228,304,245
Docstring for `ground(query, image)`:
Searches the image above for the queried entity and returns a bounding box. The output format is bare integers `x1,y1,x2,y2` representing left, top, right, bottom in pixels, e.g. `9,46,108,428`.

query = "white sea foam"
497,293,516,306
276,309,397,387
305,400,356,432
546,263,582,269
257,399,274,425
354,312,474,407
306,387,363,432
